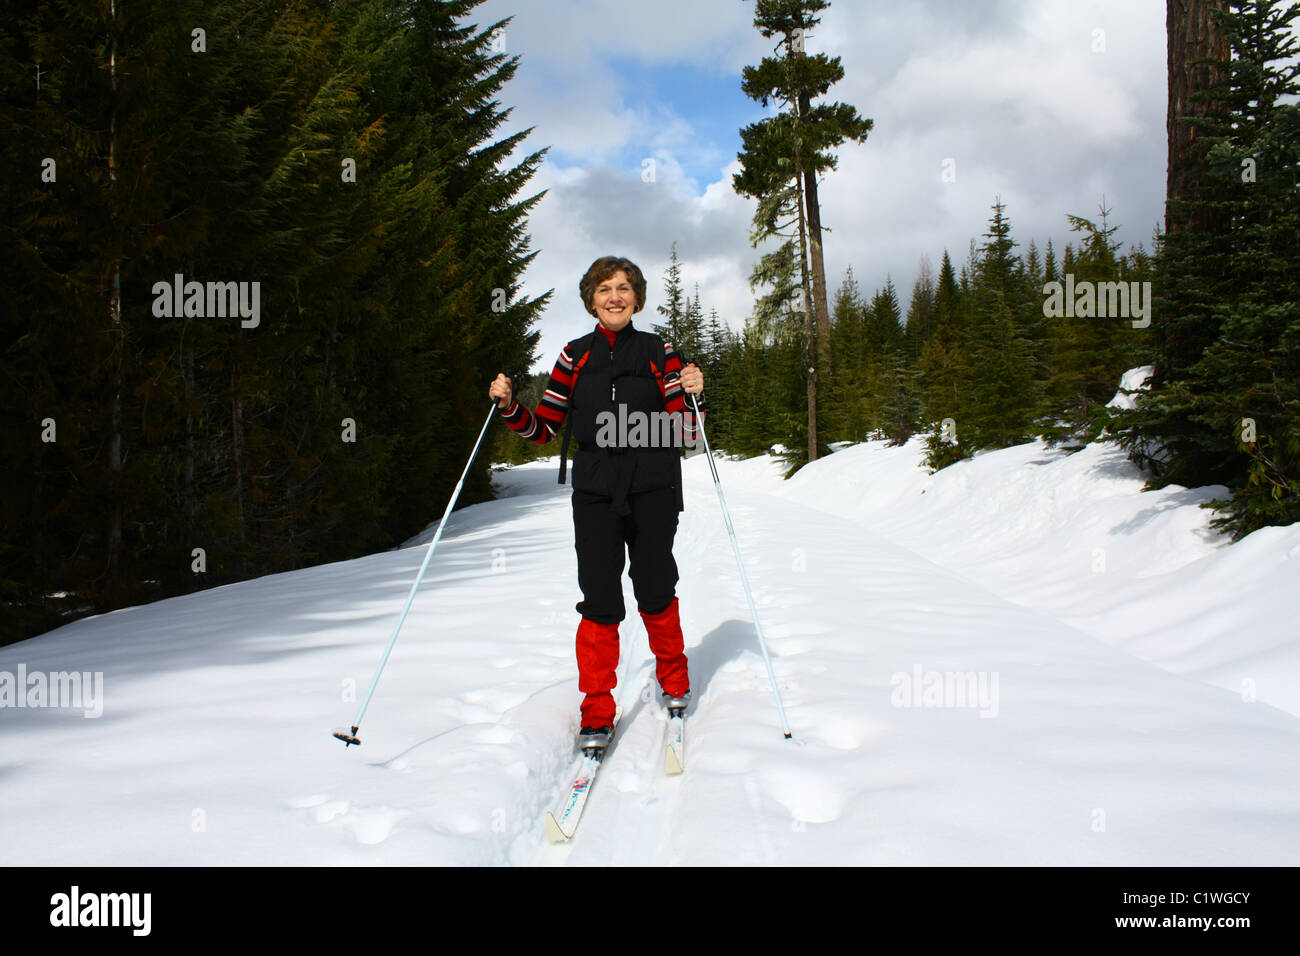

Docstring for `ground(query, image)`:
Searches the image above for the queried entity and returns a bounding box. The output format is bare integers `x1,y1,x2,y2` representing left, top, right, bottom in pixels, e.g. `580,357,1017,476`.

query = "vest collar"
593,320,636,346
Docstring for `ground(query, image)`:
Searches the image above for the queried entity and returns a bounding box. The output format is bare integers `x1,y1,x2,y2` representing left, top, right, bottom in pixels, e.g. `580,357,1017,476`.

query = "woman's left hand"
681,363,704,395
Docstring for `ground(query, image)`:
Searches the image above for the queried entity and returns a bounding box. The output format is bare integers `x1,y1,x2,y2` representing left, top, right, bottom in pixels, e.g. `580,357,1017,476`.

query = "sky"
468,0,1169,372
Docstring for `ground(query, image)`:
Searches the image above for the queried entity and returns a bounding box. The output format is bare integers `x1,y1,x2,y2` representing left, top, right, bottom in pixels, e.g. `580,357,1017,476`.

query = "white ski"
545,752,603,842
664,713,685,775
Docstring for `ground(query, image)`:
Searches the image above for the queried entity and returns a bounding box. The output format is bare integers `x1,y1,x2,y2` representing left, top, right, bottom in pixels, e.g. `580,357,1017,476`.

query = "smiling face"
591,270,638,332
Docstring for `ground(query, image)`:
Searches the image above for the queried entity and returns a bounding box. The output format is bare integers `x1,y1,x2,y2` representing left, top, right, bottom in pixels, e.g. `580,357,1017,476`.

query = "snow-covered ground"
1,430,1297,865
781,435,1300,719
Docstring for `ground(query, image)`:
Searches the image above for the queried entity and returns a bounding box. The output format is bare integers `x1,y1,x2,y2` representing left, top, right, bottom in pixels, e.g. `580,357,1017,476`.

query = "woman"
489,255,705,753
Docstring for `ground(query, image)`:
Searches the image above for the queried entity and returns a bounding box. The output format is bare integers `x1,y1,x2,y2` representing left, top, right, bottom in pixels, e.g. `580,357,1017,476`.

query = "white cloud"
484,0,766,71
473,0,1169,371
509,152,759,366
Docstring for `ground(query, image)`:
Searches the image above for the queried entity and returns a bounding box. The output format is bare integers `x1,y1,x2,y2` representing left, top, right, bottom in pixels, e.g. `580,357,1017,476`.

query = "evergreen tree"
825,267,869,442
1116,0,1300,536
701,309,735,450
867,278,905,354
736,0,872,462
919,250,970,469
961,200,1043,449
963,299,1042,449
903,255,936,363
1043,201,1141,443
655,241,687,348
877,355,922,446
680,284,707,366
0,0,548,643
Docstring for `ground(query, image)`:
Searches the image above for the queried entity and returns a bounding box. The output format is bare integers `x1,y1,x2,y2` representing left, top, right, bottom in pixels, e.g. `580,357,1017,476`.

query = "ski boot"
577,724,615,756
662,690,691,719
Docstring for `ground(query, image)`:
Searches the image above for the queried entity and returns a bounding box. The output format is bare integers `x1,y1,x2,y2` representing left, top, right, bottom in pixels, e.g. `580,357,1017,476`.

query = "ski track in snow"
1,443,1297,866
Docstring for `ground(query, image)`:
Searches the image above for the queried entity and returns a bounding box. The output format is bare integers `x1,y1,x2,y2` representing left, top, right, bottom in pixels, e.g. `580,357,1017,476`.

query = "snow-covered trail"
775,436,1300,715
532,458,1299,865
1,453,1296,866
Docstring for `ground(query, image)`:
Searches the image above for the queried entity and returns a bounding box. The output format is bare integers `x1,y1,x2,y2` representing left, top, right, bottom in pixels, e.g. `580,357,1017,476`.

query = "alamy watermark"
0,665,104,718
890,664,999,718
50,886,150,936
1042,273,1151,329
595,403,701,450
152,273,260,328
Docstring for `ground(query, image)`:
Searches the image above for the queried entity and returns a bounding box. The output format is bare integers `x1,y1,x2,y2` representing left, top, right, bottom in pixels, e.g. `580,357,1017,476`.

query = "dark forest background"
3,0,1296,645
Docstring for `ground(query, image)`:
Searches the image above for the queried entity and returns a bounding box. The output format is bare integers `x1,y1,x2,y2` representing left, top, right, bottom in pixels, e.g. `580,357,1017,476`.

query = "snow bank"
1,435,1296,866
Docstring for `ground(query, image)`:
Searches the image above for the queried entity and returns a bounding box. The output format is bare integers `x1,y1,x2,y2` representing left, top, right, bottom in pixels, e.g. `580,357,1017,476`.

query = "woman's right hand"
489,373,513,410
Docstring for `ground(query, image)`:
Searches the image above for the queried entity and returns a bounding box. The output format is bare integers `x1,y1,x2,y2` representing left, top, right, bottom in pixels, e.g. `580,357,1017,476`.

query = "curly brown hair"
579,256,647,317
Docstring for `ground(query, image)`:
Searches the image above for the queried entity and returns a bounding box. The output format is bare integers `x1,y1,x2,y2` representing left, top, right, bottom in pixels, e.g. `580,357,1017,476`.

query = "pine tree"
655,241,687,345
0,0,549,642
919,250,969,467
1043,201,1145,444
1116,0,1300,535
964,299,1042,449
736,0,871,462
682,284,707,366
902,255,936,363
960,201,1043,449
825,267,869,442
700,309,734,450
877,355,921,446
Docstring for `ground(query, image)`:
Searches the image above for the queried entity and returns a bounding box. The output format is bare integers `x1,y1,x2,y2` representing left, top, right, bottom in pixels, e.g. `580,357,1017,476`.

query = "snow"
776,436,1300,718
1,426,1297,865
1106,364,1154,410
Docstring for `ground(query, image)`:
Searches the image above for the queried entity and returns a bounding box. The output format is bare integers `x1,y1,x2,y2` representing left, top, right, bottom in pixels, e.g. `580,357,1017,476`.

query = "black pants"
572,485,679,624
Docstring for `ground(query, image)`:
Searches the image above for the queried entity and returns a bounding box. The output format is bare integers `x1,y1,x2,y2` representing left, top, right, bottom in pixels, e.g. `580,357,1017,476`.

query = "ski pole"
688,393,793,740
334,400,499,747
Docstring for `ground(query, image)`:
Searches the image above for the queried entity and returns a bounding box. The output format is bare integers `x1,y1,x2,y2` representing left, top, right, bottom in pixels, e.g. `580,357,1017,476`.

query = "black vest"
560,323,684,514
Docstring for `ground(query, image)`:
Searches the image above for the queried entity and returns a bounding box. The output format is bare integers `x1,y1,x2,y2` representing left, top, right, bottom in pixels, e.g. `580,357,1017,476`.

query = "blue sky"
540,58,761,193
615,63,760,190
471,0,1169,372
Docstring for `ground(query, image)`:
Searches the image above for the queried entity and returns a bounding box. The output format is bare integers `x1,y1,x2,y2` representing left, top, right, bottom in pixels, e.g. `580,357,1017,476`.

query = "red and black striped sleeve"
658,341,706,443
497,341,585,445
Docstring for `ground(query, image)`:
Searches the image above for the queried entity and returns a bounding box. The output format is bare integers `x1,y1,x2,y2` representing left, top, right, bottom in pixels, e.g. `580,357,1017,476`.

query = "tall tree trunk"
792,110,818,462
799,89,833,380
183,313,196,533
106,0,123,597
1166,0,1229,235
231,363,246,543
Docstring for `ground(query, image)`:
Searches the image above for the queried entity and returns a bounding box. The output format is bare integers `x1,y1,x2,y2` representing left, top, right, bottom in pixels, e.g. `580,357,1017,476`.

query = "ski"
545,750,605,842
664,711,685,774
